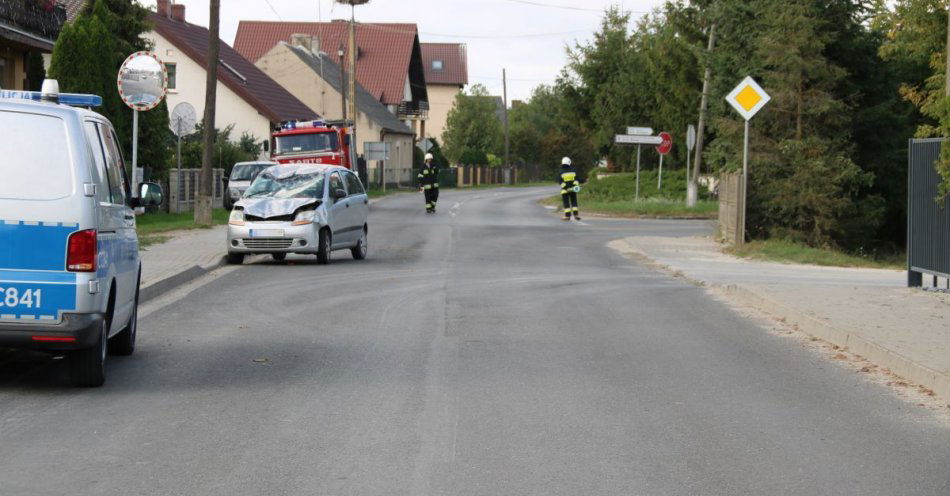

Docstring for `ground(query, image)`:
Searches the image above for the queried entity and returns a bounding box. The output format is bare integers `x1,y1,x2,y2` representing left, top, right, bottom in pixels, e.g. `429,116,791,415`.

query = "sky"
140,0,666,102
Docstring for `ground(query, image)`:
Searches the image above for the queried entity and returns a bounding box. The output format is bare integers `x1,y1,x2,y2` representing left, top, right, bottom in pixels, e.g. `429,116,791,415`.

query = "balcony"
0,0,67,49
397,99,429,120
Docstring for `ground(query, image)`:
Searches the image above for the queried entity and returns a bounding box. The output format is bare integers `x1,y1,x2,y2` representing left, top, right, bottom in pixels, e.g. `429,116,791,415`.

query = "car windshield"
276,132,338,154
230,163,268,181
244,171,325,199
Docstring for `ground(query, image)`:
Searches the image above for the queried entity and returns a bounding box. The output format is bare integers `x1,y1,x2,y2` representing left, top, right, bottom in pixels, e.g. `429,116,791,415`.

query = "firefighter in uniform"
418,153,440,213
558,156,582,221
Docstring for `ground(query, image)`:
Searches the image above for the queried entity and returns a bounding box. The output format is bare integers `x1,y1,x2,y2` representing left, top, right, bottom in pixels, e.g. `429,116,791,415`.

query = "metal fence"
718,172,743,245
166,168,225,213
455,166,518,187
907,139,950,287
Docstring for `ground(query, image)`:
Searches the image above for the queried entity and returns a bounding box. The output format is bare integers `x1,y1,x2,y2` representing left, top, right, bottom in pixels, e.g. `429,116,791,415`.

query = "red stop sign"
656,132,673,155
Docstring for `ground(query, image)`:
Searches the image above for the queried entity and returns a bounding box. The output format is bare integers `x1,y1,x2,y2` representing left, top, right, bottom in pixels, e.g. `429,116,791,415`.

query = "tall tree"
49,0,170,180
195,0,220,225
442,84,504,164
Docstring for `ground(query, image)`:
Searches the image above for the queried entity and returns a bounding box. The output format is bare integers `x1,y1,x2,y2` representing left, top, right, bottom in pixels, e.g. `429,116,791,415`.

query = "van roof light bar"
0,85,102,107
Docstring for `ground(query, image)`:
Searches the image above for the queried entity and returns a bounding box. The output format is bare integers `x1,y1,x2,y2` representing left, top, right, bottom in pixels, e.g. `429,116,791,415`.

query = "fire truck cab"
271,120,357,169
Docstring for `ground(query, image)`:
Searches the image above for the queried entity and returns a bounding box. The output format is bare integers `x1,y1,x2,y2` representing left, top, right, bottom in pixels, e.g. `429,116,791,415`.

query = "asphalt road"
1,187,948,495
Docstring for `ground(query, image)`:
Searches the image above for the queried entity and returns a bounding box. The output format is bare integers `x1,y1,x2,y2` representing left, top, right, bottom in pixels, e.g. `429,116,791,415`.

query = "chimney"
290,34,318,54
170,3,186,22
156,0,170,17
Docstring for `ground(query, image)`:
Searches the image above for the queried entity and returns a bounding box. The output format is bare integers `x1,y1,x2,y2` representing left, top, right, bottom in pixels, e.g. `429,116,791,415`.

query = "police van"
0,81,163,387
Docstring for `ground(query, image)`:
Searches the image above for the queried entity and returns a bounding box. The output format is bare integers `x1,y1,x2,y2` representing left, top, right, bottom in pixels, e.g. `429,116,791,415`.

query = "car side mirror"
332,188,347,200
136,182,164,207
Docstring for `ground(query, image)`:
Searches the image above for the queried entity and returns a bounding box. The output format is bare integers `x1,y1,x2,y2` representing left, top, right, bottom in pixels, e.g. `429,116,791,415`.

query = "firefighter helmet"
425,153,434,161
561,157,572,166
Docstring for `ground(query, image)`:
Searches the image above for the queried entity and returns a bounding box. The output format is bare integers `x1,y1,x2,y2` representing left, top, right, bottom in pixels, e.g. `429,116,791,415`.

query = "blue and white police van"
0,80,163,387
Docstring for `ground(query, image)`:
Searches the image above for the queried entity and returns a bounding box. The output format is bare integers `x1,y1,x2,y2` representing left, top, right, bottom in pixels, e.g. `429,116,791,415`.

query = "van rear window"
0,111,73,200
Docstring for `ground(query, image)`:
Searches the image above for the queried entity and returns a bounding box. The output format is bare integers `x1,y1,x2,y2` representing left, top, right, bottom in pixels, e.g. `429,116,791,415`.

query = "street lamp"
335,0,369,182
334,0,368,126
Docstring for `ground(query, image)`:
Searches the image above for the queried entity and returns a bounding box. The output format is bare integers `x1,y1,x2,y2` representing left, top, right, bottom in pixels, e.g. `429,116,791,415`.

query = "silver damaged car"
226,164,368,265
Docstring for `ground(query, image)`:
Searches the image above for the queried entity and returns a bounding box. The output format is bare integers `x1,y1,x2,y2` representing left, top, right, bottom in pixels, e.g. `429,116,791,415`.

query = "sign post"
725,76,770,244
655,132,672,190
685,124,696,202
117,51,168,198
616,130,660,201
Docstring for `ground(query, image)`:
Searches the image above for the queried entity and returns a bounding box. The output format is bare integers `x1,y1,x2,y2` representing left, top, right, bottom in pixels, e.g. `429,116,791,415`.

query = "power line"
500,0,606,12
423,29,587,40
263,0,283,20
501,0,649,14
358,23,587,40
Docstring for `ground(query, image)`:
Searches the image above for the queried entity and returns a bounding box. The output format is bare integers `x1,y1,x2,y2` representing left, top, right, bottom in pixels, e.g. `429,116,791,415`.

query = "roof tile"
150,13,318,124
421,43,468,86
234,21,418,106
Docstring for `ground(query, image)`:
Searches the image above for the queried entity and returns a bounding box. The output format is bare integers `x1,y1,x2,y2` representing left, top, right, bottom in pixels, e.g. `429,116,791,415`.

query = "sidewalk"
610,235,950,401
139,226,227,302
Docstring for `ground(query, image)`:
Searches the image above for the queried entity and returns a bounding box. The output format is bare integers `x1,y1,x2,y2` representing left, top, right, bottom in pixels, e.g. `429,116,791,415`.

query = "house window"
432,60,443,71
166,63,177,90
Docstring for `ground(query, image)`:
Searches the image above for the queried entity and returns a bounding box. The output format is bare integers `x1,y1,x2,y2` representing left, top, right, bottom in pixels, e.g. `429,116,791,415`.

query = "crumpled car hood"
236,197,320,219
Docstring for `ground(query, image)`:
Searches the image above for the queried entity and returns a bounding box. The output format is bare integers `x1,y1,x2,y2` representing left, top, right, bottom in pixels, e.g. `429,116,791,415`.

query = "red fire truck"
271,120,357,169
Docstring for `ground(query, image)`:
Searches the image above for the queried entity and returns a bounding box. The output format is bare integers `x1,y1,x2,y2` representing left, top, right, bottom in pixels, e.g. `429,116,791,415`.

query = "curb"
720,284,950,400
611,237,950,401
140,255,226,304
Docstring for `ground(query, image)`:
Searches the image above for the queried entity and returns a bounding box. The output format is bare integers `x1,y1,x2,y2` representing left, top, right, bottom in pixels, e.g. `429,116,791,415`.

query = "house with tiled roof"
0,0,68,90
256,40,415,181
421,43,468,144
234,20,428,137
146,0,317,144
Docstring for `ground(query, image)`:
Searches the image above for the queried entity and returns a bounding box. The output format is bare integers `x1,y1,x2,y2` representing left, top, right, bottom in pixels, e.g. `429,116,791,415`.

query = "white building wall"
147,31,273,143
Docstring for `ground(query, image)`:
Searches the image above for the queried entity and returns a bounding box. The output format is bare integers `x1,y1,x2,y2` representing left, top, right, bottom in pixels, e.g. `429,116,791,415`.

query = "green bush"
579,170,710,202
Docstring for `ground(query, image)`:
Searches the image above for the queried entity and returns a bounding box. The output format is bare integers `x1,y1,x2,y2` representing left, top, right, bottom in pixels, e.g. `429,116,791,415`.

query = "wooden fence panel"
718,172,743,245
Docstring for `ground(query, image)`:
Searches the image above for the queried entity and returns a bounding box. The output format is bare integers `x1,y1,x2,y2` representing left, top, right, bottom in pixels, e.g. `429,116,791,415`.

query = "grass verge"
727,239,904,270
543,195,718,218
136,208,229,236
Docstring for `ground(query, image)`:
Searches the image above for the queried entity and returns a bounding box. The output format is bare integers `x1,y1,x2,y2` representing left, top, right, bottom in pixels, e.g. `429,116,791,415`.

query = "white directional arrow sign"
615,134,663,145
626,127,653,136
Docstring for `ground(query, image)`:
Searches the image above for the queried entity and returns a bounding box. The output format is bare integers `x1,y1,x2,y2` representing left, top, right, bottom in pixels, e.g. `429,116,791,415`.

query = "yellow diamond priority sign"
726,76,770,121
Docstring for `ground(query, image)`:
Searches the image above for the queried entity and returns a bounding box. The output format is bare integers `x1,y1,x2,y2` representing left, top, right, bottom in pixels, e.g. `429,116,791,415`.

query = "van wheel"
109,284,138,356
317,229,331,265
70,316,108,387
351,227,367,260
226,252,244,265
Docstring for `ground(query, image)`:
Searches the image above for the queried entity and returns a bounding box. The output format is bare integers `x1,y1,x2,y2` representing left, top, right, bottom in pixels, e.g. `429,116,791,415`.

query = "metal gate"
907,138,950,287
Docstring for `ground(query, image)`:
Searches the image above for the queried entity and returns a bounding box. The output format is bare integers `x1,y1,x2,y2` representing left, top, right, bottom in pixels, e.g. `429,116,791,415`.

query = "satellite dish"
170,102,196,137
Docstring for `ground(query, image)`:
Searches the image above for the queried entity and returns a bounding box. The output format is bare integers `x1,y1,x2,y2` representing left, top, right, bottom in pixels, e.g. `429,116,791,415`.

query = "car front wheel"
351,227,367,260
317,229,331,265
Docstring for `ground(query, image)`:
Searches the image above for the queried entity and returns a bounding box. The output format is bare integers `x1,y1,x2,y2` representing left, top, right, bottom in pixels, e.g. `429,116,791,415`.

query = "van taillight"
66,229,97,272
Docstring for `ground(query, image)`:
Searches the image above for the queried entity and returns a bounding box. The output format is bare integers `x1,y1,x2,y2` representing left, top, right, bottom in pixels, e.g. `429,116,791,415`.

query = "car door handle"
345,203,350,208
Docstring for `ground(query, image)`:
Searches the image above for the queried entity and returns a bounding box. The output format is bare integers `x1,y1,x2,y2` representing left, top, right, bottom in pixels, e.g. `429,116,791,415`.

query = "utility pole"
503,68,510,170
347,4,358,128
338,45,347,120
689,20,716,208
195,0,220,225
